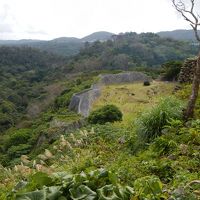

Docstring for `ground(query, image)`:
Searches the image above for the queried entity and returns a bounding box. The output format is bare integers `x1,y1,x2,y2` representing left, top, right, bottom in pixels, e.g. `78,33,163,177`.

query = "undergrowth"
0,82,200,199
135,96,184,143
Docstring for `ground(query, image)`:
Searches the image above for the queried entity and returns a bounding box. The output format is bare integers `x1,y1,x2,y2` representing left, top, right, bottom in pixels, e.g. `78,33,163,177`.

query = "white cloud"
0,0,196,40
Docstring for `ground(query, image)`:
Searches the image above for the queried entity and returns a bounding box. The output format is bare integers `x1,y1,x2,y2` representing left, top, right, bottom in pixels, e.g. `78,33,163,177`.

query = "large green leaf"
134,176,163,198
69,185,97,200
13,169,134,200
87,169,111,190
25,172,53,191
97,185,121,200
113,185,134,199
46,186,63,200
73,172,88,186
52,172,74,190
16,190,46,200
16,186,63,200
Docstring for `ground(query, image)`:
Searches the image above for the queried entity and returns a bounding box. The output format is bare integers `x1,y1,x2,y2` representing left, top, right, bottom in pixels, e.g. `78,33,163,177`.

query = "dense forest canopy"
158,29,200,41
0,46,65,69
0,31,113,57
68,32,198,72
0,46,66,133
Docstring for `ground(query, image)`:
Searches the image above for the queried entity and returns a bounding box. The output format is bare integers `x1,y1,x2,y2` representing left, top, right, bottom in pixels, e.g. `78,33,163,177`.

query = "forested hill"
0,32,198,133
0,31,197,58
67,32,198,72
0,46,65,68
0,46,66,133
158,29,200,41
0,31,113,57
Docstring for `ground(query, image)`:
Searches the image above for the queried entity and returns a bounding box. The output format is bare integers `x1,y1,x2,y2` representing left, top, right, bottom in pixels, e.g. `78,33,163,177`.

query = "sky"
0,0,199,40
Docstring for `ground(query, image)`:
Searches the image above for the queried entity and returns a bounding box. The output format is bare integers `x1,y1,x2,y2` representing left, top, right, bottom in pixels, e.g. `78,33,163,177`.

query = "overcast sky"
0,0,199,40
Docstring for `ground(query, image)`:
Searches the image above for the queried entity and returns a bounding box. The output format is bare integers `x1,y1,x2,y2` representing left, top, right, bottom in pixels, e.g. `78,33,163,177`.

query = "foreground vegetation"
0,72,97,166
0,81,199,199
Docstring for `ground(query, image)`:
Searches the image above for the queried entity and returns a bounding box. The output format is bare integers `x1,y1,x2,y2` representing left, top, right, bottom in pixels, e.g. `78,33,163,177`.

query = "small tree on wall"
172,0,200,119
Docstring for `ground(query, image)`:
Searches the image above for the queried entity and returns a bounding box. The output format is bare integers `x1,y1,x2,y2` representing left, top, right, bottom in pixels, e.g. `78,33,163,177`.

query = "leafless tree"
172,0,200,119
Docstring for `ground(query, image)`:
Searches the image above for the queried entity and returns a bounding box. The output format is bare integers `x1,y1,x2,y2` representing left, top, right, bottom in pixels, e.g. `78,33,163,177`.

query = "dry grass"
92,81,175,126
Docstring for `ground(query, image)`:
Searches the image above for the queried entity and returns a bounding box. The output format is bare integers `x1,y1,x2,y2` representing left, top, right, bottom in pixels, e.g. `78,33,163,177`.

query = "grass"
92,81,175,127
135,96,184,143
1,81,200,199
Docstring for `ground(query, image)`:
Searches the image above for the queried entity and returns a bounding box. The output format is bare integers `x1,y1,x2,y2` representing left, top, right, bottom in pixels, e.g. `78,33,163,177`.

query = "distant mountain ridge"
157,29,200,41
0,30,199,57
0,31,114,56
81,31,113,42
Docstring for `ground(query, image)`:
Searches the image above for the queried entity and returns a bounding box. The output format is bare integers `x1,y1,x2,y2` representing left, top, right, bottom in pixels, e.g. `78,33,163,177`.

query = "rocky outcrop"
69,71,151,117
178,57,197,83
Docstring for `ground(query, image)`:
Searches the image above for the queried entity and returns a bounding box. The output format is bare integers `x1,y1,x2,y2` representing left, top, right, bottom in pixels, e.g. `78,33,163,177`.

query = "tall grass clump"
135,97,184,143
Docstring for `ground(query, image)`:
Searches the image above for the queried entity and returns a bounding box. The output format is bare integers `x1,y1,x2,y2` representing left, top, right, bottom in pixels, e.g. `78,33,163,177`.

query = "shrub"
7,144,32,159
153,137,177,156
148,161,176,183
88,105,123,124
134,176,164,199
135,97,184,143
0,114,14,132
4,129,31,150
161,60,182,81
143,81,150,86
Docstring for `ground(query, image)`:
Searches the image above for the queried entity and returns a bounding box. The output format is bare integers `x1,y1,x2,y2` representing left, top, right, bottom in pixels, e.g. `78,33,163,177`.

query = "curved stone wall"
69,85,101,117
99,71,151,85
69,71,151,117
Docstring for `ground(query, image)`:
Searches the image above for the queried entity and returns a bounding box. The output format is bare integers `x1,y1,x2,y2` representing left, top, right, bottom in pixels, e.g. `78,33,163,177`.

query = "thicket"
161,60,183,81
0,46,66,133
88,105,123,124
1,116,200,199
67,32,197,72
0,73,96,166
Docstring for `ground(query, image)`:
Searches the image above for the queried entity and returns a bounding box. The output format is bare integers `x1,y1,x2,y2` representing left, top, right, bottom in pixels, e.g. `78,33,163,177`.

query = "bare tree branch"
172,0,200,120
172,0,200,41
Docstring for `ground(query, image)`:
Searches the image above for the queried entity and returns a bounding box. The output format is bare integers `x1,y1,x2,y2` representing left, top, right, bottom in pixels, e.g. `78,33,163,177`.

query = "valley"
0,31,199,199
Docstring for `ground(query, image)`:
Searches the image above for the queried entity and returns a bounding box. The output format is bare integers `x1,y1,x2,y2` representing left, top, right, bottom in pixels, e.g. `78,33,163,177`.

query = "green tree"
161,60,182,81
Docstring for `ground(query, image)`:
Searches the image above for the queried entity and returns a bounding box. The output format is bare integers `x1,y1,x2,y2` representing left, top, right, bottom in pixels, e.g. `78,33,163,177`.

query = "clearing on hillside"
92,81,175,126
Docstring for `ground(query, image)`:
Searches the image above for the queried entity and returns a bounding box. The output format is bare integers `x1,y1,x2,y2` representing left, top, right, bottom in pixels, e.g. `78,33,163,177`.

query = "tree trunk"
184,53,200,120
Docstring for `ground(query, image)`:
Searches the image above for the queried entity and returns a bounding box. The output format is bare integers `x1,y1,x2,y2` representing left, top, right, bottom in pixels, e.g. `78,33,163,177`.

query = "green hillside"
0,32,114,57
1,32,196,134
0,80,199,199
67,32,197,72
0,31,200,199
158,29,200,42
0,31,198,58
0,46,67,133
